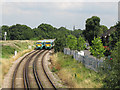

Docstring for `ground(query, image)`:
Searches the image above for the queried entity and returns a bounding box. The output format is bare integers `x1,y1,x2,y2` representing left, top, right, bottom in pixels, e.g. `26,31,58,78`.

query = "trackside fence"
64,48,105,72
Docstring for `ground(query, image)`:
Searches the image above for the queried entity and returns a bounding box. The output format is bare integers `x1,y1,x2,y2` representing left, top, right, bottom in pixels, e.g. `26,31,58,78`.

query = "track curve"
12,50,56,89
11,50,38,89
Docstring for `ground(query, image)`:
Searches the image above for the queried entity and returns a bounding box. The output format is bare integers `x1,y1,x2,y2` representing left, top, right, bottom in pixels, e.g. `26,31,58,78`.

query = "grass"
1,40,36,59
2,46,19,58
50,52,105,88
0,40,36,88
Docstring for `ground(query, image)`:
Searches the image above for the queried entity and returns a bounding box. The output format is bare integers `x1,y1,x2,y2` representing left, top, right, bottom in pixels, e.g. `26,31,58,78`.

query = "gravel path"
43,50,66,88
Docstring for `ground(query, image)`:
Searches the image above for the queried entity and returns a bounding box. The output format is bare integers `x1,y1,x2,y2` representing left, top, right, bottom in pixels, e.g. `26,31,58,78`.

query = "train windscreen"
45,42,51,44
36,42,42,44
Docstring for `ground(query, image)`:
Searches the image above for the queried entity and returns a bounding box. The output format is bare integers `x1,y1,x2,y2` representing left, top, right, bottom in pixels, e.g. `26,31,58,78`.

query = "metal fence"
64,48,104,72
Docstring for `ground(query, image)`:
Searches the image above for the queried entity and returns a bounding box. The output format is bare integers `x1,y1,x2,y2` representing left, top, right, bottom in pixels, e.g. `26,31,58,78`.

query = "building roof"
100,27,116,38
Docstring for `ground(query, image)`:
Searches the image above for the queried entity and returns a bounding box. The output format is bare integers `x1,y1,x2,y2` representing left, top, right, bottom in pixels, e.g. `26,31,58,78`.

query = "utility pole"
4,32,7,41
73,25,75,31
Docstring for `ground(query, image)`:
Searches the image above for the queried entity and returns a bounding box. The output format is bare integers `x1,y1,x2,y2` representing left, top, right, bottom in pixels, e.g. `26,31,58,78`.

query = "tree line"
1,23,82,40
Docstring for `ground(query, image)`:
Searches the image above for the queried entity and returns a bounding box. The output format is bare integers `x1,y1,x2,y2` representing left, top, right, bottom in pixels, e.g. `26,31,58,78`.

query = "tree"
1,23,79,40
1,25,10,40
54,35,66,52
8,24,33,40
77,36,86,51
66,35,77,50
83,16,106,45
71,29,83,38
106,22,120,49
100,25,108,33
90,37,106,59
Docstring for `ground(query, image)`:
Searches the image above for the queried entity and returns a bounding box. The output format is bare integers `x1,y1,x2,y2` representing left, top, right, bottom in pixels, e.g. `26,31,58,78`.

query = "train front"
44,41,52,49
36,41,43,49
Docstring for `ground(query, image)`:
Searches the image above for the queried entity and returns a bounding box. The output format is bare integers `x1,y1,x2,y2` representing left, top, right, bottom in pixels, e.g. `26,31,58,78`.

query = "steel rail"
41,50,56,89
23,50,40,89
11,50,37,89
33,50,45,89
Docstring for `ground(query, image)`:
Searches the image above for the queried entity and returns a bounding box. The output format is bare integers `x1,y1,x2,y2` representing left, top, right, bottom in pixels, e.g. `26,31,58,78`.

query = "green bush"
51,67,58,72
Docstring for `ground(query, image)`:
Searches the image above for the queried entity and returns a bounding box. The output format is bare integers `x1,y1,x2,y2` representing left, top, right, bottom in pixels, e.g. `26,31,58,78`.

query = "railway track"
33,50,44,89
41,51,56,89
23,50,41,89
12,50,38,89
33,50,56,89
11,50,56,89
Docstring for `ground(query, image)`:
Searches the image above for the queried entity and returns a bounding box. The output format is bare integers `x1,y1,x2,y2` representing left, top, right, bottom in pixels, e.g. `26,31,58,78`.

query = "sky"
0,0,119,30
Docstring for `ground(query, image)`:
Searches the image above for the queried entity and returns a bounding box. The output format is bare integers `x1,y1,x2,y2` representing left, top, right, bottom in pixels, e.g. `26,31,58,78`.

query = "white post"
15,51,17,56
4,32,7,41
28,45,32,49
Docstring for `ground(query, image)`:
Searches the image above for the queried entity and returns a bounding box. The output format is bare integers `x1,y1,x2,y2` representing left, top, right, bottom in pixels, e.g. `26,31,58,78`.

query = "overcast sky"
1,0,119,30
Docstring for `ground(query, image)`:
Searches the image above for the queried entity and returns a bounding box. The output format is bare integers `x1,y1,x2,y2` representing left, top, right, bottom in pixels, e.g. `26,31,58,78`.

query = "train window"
45,42,51,44
36,42,42,44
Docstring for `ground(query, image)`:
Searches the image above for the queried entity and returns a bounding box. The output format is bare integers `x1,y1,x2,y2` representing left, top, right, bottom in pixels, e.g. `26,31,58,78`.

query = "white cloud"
55,2,84,10
2,3,42,16
2,2,118,30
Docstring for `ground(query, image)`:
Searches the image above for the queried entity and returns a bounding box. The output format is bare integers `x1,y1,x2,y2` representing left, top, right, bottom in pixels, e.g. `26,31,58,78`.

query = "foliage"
54,35,67,52
107,22,120,49
66,35,77,50
100,25,108,33
51,67,58,72
1,25,10,40
1,23,73,40
90,37,106,59
77,36,86,51
103,41,120,88
71,29,83,38
83,16,108,45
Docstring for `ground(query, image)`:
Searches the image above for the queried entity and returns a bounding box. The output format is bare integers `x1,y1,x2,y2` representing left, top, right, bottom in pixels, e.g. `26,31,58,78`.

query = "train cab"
44,41,52,49
36,41,44,49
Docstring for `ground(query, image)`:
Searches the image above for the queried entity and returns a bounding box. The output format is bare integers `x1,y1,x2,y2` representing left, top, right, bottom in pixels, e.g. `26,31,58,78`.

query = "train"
44,41,53,49
36,40,44,49
35,39,54,50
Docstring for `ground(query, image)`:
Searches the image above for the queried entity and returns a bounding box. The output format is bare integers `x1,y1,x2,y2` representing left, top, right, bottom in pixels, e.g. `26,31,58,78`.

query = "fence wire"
64,48,104,72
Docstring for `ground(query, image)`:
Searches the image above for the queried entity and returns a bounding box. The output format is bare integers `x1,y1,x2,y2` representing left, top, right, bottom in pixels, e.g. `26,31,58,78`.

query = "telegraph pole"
4,32,7,41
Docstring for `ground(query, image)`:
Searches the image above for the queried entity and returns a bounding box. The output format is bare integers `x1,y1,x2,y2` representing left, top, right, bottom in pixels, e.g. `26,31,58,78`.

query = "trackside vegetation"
50,52,105,88
102,41,120,88
1,41,35,58
54,18,120,88
90,37,106,59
